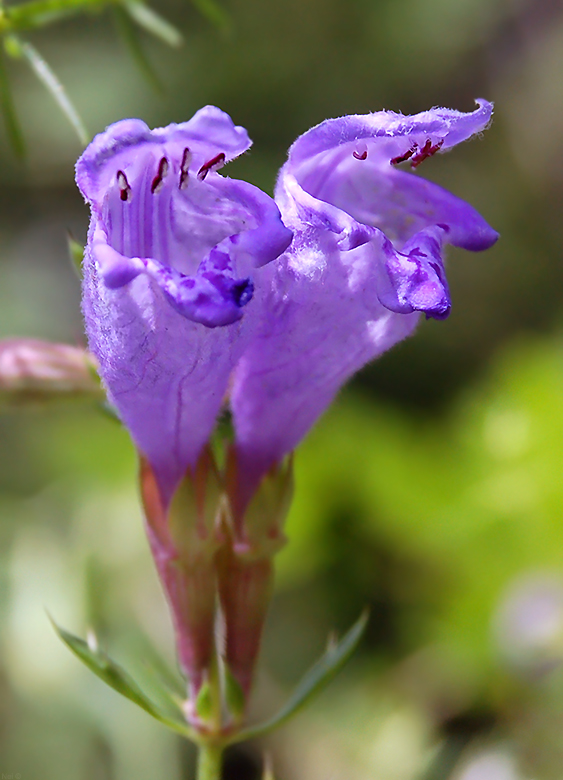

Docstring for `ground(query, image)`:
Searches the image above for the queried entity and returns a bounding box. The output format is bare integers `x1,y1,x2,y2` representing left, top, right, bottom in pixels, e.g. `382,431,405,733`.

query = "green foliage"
121,1,182,47
13,36,90,144
112,5,163,93
51,617,198,739
189,0,230,34
281,335,563,687
229,611,369,744
0,0,225,153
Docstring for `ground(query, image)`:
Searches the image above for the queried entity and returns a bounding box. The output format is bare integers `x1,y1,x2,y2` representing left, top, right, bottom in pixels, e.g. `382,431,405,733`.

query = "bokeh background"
1,0,563,777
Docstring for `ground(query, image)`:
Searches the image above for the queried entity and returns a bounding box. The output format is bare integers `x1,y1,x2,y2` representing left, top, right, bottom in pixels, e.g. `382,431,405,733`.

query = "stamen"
151,157,169,194
410,138,444,168
197,152,226,181
391,145,417,166
353,150,368,160
117,170,131,202
179,148,192,189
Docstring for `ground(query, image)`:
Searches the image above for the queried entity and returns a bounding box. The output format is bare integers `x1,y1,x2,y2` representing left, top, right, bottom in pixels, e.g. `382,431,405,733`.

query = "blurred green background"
1,0,563,777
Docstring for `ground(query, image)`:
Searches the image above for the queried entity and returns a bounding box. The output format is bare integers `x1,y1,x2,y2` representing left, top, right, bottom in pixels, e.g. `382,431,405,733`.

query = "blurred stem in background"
0,0,228,154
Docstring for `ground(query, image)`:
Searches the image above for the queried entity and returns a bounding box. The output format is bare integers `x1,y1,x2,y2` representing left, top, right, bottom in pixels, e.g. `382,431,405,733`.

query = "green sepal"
67,233,84,279
194,679,213,721
51,617,199,741
224,664,245,722
227,610,369,745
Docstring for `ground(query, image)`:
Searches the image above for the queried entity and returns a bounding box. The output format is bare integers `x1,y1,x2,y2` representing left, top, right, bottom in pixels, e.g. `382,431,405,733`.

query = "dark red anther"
151,157,169,194
197,152,226,181
179,147,191,189
390,145,417,166
410,138,444,168
117,170,130,201
353,149,368,160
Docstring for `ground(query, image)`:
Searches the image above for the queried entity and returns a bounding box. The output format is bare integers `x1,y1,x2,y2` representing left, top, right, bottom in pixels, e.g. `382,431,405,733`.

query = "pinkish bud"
0,338,102,406
218,452,294,699
139,447,224,708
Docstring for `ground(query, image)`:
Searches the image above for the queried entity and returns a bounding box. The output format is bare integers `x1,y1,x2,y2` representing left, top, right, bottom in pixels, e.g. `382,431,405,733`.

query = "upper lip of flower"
77,110,293,329
281,99,499,256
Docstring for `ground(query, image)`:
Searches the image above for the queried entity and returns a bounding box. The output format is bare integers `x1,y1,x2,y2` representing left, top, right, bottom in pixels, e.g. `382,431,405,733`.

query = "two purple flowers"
76,100,498,708
77,100,497,507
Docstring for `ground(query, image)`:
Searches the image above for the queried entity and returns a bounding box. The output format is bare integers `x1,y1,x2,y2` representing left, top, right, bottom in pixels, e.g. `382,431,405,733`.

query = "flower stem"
196,742,223,780
195,603,225,780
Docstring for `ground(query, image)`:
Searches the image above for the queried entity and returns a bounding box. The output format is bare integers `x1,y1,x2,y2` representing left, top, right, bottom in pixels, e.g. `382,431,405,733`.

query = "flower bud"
139,447,224,705
0,338,102,406
218,451,294,699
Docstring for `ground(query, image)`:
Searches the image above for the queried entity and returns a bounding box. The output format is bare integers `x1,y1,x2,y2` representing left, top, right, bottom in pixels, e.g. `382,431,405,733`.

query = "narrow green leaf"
227,611,369,745
123,1,182,47
140,658,187,714
16,38,89,146
67,232,84,279
112,5,162,93
190,0,230,33
5,0,107,32
51,618,198,741
0,45,25,158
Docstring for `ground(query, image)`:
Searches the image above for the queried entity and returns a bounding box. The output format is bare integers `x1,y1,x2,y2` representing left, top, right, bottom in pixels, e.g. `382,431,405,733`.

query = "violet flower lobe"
76,106,292,504
230,100,499,515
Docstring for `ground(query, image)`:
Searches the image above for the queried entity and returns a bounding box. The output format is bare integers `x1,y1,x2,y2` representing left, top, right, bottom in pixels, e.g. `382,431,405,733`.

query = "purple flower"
76,101,498,705
76,106,292,503
228,100,499,517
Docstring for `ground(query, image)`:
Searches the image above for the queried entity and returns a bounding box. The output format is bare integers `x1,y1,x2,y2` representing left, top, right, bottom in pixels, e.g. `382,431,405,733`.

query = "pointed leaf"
123,1,182,47
0,45,25,158
227,611,369,745
51,618,198,740
112,6,163,93
16,37,89,146
140,658,187,715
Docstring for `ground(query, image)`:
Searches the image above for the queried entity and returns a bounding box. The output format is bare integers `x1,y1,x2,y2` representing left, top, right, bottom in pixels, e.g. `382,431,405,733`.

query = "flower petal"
287,99,493,171
83,223,244,503
230,101,498,508
76,106,252,206
230,234,419,513
378,225,451,319
78,109,292,500
304,157,499,251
